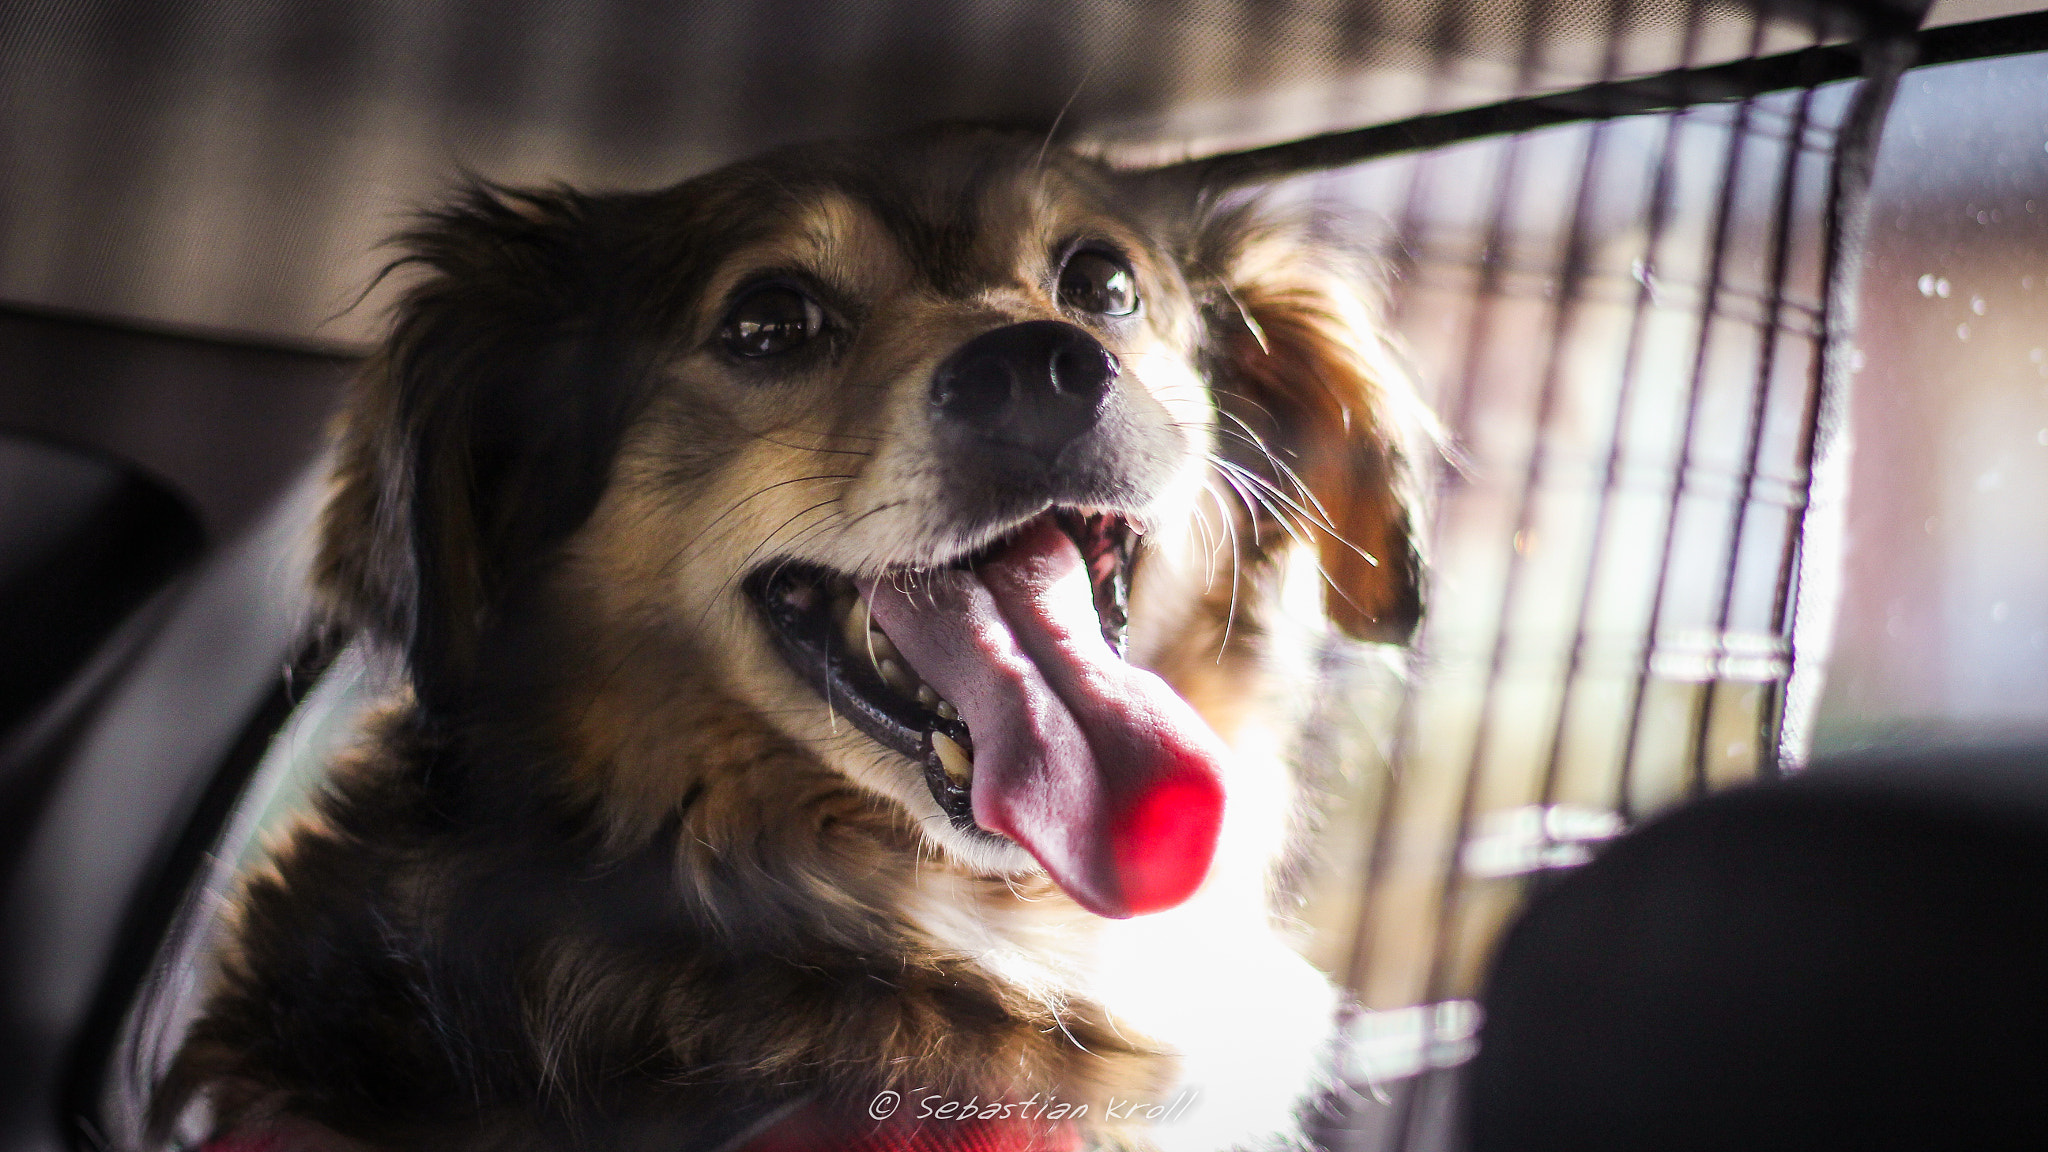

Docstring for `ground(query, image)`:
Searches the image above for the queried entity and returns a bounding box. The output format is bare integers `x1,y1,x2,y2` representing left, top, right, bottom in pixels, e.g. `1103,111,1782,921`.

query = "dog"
156,125,1429,1152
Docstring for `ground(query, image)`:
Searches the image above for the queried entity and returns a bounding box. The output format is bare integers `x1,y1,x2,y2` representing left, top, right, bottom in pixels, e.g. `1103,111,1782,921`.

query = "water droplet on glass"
1937,278,1952,298
1918,273,1936,296
1957,323,1971,341
1972,296,1987,315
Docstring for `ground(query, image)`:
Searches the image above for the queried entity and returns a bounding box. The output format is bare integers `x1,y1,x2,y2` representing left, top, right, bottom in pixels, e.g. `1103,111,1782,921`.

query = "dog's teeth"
935,700,959,722
916,684,939,709
877,658,919,697
840,599,868,654
933,731,973,785
869,628,903,665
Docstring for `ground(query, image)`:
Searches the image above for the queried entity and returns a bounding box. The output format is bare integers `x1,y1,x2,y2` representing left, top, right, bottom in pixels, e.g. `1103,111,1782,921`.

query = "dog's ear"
319,185,652,713
1193,206,1433,645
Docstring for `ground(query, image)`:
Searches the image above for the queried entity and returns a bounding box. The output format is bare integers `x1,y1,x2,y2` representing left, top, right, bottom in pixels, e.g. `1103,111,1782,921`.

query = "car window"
1816,49,2048,749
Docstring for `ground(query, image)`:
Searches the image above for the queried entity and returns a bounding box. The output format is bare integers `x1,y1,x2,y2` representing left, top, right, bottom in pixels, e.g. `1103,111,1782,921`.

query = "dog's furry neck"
164,613,1171,1149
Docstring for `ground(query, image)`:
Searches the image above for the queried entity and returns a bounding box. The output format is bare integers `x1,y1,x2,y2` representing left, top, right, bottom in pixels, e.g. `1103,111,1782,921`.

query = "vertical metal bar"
1371,0,1563,1137
1775,34,1918,771
1615,10,1770,809
1403,126,1613,1116
1384,5,1647,1151
1323,9,1503,1148
1688,75,1817,791
1532,12,1710,827
1439,145,1533,441
1530,118,1681,823
1335,0,1487,1013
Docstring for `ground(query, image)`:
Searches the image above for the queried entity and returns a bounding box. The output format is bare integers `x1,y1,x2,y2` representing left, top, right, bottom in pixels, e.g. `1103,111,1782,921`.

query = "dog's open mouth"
745,509,1228,918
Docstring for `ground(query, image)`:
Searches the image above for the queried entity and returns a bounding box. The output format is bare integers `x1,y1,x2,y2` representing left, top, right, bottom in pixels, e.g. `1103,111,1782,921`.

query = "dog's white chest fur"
907,873,1338,1152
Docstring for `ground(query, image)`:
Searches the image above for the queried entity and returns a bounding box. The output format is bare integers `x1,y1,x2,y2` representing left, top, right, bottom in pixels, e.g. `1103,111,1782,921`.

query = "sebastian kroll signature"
866,1088,1201,1124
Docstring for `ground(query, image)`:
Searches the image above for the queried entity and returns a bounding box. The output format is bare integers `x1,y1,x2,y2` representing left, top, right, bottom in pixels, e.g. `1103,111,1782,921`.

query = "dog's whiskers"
737,423,880,457
1188,491,1221,586
1211,411,1363,551
1044,1005,1097,1058
1208,455,1319,554
1201,451,1385,636
1177,407,1328,523
570,475,856,741
1215,477,1245,660
825,498,911,557
1032,58,1099,175
1197,414,1383,565
664,473,857,580
706,495,847,612
1209,455,1383,625
1213,461,1267,551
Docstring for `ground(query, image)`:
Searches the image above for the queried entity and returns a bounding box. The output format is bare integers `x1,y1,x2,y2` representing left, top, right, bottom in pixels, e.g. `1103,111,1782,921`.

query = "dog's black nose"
931,321,1117,461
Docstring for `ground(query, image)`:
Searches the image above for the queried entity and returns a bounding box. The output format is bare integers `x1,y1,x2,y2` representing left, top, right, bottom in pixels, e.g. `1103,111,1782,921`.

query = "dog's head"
319,126,1426,921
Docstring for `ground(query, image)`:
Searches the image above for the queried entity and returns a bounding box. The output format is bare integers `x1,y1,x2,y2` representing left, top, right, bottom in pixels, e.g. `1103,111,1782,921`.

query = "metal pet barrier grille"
1150,4,1921,1148
1344,67,1858,1000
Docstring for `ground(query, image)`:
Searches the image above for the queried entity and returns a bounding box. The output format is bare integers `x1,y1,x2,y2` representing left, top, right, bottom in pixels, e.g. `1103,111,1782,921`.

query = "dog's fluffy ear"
319,185,651,712
1192,205,1432,645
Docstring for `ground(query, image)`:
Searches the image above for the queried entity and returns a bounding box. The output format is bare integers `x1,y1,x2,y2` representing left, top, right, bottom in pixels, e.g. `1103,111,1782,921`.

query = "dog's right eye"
1057,249,1138,317
721,286,824,358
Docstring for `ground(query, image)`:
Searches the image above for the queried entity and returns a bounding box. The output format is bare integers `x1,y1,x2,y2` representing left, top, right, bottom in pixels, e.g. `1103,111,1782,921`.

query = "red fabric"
203,1110,1081,1152
202,1103,1081,1152
201,1137,285,1152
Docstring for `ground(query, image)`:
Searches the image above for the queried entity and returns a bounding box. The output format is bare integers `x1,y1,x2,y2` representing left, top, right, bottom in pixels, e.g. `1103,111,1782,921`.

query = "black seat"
1469,746,2048,1152
0,432,203,742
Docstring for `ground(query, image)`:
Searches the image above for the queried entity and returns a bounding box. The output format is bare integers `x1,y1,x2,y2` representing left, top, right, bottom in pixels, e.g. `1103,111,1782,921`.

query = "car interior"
5,1,2048,1149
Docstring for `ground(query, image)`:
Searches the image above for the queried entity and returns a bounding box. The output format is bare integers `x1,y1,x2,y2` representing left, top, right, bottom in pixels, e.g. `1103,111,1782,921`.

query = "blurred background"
1815,46,2048,749
0,0,1843,349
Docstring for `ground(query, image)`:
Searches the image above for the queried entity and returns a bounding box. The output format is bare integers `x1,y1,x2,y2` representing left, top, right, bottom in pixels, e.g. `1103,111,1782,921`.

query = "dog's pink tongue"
860,520,1226,918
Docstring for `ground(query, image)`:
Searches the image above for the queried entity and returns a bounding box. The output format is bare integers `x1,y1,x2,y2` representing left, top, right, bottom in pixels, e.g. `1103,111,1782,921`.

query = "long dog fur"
157,126,1429,1152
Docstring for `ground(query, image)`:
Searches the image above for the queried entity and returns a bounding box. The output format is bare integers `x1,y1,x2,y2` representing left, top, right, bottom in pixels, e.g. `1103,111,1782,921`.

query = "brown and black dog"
157,126,1429,1152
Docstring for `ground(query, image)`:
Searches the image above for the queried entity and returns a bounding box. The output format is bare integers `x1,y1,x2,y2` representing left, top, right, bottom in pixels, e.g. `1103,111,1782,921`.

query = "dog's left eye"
721,285,824,358
1058,249,1138,317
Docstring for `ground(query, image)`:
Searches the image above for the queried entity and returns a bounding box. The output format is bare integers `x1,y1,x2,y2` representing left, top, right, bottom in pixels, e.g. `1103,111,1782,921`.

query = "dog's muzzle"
749,323,1229,920
930,320,1116,466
